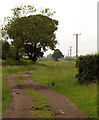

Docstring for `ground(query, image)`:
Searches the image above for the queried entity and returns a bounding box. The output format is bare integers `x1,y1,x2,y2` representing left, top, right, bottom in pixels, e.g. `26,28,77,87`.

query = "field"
2,60,97,118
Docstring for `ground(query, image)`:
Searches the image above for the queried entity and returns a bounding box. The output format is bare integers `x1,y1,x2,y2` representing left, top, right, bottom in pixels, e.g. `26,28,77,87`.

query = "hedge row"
76,54,99,85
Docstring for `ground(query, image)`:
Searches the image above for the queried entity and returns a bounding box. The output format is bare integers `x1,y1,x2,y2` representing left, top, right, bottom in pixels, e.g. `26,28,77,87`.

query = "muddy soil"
3,73,33,118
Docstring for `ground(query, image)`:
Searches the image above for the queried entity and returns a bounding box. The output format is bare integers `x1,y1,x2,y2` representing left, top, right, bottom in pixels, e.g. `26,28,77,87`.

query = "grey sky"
0,0,98,56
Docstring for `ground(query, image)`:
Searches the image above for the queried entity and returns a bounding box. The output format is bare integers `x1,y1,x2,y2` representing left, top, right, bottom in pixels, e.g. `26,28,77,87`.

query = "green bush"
95,54,99,79
76,54,99,85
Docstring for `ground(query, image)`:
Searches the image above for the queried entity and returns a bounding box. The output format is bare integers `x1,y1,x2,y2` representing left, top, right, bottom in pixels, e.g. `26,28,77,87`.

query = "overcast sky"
0,0,98,56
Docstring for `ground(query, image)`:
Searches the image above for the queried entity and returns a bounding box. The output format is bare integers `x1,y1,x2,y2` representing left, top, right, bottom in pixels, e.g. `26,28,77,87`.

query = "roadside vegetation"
30,60,97,118
2,60,97,118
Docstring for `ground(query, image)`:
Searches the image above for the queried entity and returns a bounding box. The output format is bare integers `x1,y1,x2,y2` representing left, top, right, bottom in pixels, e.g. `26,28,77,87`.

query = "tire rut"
3,73,33,118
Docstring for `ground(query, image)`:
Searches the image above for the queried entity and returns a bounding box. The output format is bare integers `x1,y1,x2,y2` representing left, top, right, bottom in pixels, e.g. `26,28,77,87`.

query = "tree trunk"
29,54,37,62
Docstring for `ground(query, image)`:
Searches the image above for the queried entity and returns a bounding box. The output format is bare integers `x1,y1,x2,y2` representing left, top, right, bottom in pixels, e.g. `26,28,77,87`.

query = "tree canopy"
2,5,59,62
52,49,64,61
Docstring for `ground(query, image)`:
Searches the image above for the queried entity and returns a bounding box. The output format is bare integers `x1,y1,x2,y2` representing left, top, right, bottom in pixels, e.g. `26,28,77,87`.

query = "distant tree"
2,5,58,62
52,49,64,61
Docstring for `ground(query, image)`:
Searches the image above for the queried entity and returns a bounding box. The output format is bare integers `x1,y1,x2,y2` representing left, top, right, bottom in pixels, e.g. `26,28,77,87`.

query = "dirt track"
3,73,33,118
3,72,87,119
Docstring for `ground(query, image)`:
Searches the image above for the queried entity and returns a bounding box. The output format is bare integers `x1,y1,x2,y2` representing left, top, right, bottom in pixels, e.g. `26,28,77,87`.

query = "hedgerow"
76,54,99,85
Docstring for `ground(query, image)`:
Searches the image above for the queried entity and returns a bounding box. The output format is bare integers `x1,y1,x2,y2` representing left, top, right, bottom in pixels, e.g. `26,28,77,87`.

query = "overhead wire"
75,0,88,33
75,0,96,46
81,2,96,33
73,0,86,33
73,0,97,55
80,1,97,46
78,0,96,33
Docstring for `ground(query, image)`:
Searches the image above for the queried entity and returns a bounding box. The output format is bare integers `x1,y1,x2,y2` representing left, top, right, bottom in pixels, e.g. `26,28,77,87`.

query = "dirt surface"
3,71,87,119
3,73,33,118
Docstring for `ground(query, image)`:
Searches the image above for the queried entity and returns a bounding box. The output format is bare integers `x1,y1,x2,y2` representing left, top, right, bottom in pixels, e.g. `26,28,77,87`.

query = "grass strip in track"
26,89,54,118
16,78,54,118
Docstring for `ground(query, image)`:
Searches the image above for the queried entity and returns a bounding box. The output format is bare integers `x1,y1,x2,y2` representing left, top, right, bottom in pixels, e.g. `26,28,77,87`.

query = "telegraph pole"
68,50,70,58
70,46,72,62
73,33,81,57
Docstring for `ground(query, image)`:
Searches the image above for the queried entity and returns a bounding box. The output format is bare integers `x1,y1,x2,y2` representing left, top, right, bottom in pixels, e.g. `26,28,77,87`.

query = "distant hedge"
76,54,99,85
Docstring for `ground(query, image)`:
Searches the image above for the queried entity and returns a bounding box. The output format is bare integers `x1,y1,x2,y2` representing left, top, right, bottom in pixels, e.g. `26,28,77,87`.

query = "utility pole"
70,46,72,62
73,33,81,57
97,1,99,53
68,50,70,57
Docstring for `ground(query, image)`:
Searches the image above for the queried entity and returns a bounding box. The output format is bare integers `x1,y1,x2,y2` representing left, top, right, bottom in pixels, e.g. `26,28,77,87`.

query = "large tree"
2,5,58,62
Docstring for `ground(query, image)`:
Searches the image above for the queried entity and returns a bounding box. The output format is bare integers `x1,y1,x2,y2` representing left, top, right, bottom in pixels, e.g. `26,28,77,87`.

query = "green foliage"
2,40,20,60
2,41,10,60
8,45,17,59
2,5,59,62
95,54,99,79
52,49,64,61
76,54,99,85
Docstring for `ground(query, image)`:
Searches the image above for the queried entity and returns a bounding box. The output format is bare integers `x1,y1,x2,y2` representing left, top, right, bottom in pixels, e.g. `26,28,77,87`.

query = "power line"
78,0,96,33
76,0,88,32
81,11,96,33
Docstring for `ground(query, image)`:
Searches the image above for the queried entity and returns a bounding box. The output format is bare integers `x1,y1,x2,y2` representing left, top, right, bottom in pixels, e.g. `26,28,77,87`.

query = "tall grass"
31,60,97,118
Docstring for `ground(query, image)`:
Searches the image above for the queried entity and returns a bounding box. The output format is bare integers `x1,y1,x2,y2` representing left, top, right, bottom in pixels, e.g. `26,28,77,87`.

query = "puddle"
12,88,18,90
13,92,21,95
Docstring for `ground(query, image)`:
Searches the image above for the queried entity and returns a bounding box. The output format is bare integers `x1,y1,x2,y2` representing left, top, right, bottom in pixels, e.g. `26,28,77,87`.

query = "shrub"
76,54,99,85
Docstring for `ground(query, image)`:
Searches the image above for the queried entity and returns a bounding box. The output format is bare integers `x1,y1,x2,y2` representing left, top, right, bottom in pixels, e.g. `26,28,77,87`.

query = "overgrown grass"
30,60,97,118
